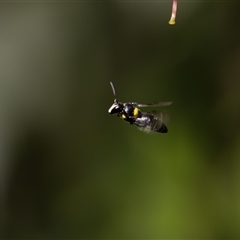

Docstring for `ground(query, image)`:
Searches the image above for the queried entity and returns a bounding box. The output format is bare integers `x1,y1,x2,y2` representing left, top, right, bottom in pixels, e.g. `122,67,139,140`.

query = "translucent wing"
134,111,170,133
150,110,170,126
137,102,172,108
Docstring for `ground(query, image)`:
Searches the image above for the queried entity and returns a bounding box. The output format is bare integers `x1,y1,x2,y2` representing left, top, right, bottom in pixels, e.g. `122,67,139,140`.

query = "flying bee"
108,82,172,133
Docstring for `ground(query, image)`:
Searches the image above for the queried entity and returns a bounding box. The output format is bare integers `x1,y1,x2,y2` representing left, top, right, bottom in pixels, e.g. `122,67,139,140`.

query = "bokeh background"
1,1,240,238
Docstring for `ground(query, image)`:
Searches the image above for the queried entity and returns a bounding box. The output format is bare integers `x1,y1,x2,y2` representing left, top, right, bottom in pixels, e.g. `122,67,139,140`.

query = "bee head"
108,82,123,114
108,101,123,114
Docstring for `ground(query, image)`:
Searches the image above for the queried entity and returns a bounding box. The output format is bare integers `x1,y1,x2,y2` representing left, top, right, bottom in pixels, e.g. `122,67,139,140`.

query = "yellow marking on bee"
121,114,126,119
133,108,139,116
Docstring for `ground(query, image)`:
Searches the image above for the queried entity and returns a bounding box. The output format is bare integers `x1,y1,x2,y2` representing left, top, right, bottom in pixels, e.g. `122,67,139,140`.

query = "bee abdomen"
156,123,168,133
134,113,169,133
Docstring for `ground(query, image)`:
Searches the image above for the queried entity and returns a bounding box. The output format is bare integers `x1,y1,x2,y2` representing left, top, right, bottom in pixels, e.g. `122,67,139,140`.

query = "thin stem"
169,0,177,25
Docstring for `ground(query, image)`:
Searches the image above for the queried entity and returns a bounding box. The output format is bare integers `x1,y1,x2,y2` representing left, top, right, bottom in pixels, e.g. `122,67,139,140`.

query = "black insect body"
108,82,172,133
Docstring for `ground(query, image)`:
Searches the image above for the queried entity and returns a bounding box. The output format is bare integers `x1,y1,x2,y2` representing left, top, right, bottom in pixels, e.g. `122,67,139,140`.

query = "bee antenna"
110,82,117,99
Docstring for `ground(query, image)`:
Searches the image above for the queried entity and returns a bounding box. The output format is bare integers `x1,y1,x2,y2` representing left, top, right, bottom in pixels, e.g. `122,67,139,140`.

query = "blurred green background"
1,1,240,238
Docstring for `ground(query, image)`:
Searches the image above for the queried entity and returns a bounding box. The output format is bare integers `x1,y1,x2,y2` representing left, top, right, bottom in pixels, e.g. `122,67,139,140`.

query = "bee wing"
134,114,154,133
137,102,172,108
150,110,170,126
135,111,170,133
137,125,153,134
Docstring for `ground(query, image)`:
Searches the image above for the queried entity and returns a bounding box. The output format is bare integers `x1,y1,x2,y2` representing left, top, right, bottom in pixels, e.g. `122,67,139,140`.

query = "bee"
108,82,172,133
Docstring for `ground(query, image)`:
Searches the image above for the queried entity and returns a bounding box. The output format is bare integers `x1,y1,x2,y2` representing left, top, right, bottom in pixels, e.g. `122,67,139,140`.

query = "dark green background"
1,1,240,238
